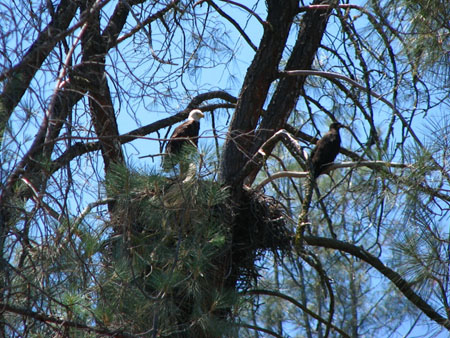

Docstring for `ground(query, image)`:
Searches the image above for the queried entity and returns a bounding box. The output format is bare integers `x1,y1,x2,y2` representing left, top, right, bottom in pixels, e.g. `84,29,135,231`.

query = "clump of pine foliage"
93,163,291,336
100,164,236,336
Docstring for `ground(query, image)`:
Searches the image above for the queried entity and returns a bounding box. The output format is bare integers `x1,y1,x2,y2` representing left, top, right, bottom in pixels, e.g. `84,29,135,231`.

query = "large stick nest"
226,188,292,287
105,167,292,288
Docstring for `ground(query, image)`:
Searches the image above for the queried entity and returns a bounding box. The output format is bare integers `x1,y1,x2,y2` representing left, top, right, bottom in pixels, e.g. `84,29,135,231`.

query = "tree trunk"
220,0,299,187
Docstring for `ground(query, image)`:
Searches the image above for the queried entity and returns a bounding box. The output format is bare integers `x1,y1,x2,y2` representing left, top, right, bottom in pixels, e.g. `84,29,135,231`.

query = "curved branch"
0,302,134,337
236,129,307,185
298,4,364,13
256,171,308,190
49,91,237,176
188,90,238,108
237,322,283,338
73,198,114,229
244,289,351,338
303,235,450,331
115,0,180,46
120,90,237,144
219,0,268,27
280,70,450,183
255,161,412,190
281,70,422,143
206,0,257,51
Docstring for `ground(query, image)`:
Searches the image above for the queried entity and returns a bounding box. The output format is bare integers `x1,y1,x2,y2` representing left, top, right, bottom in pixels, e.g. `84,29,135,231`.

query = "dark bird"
309,122,343,178
163,109,204,169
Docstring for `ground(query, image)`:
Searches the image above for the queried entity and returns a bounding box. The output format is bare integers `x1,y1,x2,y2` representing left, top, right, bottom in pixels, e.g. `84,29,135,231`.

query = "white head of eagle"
165,109,205,158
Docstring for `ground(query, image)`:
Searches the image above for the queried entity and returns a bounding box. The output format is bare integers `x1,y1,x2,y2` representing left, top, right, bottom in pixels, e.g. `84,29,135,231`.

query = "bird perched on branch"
309,122,343,178
162,109,205,172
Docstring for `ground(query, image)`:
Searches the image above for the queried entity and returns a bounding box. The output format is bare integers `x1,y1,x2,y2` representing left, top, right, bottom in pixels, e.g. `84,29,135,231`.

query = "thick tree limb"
103,0,147,49
49,91,236,176
0,0,115,138
303,235,450,331
0,0,78,139
2,0,173,204
233,0,334,187
80,0,125,170
220,0,299,186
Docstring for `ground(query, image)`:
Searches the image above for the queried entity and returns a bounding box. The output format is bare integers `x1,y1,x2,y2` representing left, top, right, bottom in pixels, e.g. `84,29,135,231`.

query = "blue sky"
2,1,449,336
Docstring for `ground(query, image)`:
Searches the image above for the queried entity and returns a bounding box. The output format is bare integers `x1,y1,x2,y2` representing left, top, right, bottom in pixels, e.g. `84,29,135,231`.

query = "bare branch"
304,235,450,331
219,0,268,27
281,70,450,182
255,171,308,190
115,0,180,46
245,289,351,338
254,161,413,190
49,91,237,175
205,0,257,51
298,4,364,13
237,322,284,338
73,198,115,229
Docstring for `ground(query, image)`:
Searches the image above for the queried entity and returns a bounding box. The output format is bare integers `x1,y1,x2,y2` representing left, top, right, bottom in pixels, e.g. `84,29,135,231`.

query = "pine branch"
115,0,180,46
245,289,351,338
280,69,450,183
238,322,284,338
303,235,450,331
0,302,135,337
202,0,257,51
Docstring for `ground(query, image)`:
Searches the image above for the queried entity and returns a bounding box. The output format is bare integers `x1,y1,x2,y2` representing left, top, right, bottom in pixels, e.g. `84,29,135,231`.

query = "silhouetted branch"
0,302,135,337
303,235,450,331
115,0,180,46
49,91,237,176
204,0,257,51
281,69,450,182
237,323,283,338
220,0,268,27
245,289,351,338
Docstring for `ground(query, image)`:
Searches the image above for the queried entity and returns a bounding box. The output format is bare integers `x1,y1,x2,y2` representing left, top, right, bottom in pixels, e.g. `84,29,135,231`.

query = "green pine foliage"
99,164,235,336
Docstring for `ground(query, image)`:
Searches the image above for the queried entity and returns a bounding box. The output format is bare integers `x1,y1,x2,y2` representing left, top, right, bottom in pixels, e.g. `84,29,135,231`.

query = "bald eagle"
163,109,204,170
310,122,343,178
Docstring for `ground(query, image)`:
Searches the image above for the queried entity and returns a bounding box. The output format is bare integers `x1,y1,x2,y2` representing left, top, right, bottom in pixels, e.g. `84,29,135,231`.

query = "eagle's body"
163,109,204,170
310,122,343,178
